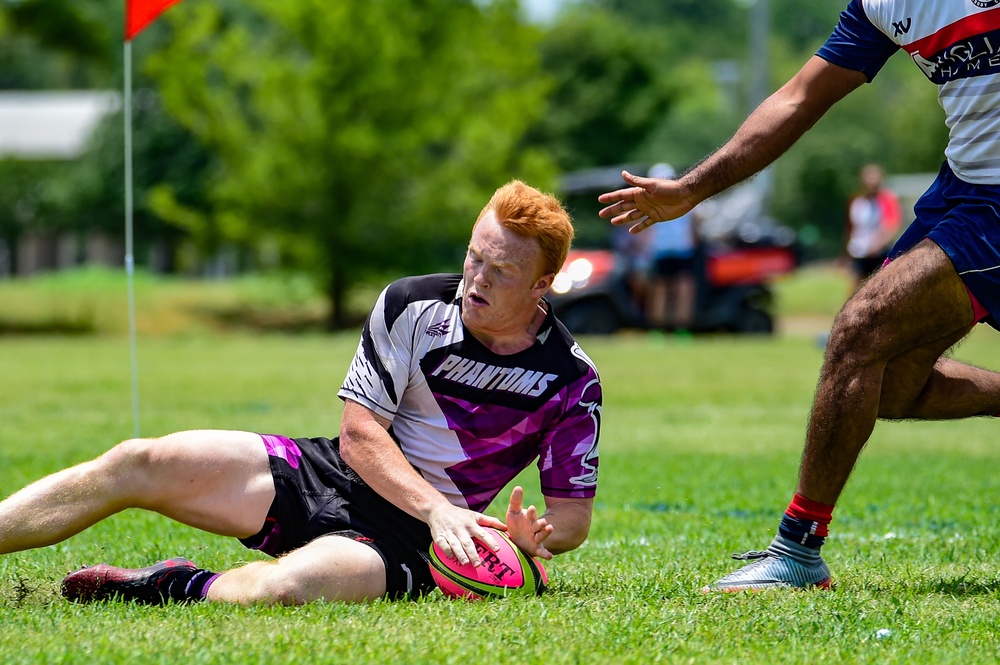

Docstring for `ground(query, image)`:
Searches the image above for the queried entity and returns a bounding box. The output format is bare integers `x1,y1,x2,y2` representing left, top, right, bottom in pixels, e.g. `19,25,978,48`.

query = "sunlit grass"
2,318,1000,661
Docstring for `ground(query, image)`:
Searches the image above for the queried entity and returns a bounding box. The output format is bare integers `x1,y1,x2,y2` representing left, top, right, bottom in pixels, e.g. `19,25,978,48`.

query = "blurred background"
0,0,946,335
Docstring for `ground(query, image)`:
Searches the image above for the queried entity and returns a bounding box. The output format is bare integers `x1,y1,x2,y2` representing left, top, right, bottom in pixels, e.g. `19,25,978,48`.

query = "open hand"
505,486,554,560
598,171,696,233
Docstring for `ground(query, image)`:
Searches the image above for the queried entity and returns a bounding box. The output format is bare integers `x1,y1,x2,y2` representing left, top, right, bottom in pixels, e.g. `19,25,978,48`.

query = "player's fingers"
476,513,507,531
534,544,554,561
597,188,632,205
629,215,652,234
434,533,460,563
622,171,657,188
455,532,481,567
507,486,524,514
471,524,500,552
597,193,640,214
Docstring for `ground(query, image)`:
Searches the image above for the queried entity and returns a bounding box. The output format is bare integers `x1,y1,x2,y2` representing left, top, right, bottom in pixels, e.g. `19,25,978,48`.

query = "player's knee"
99,438,155,478
826,296,887,364
252,565,306,605
98,437,172,499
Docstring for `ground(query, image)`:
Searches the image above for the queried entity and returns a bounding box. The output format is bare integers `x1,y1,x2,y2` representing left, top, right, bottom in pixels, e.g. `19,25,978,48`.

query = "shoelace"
731,550,769,561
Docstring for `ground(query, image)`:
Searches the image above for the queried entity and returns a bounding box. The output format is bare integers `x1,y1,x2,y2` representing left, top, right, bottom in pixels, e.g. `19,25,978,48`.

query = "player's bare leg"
0,430,274,554
706,239,996,591
798,240,979,504
880,351,1000,420
207,535,388,604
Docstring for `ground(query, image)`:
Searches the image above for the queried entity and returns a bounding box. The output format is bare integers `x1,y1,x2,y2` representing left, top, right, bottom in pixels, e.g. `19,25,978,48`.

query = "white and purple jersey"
338,273,601,513
817,0,1000,184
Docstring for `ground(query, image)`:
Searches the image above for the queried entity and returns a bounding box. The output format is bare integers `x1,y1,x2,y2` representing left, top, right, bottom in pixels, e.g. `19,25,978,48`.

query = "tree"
529,7,682,170
146,0,554,327
0,0,116,89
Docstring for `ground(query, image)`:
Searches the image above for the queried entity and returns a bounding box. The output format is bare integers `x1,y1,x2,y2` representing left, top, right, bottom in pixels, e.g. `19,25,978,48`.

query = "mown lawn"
2,268,1000,663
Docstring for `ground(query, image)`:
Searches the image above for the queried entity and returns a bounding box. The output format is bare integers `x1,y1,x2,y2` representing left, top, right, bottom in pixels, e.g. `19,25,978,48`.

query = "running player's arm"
599,56,867,232
339,399,506,567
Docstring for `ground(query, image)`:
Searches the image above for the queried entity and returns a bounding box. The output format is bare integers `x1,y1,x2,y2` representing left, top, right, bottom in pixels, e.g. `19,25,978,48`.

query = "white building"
0,91,121,276
0,90,120,159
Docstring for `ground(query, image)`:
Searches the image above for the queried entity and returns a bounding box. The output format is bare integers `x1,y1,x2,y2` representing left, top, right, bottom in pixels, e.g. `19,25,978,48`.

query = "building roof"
0,91,121,160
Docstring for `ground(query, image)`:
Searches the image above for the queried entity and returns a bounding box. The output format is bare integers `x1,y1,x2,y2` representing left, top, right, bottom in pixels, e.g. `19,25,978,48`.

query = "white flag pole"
124,38,141,438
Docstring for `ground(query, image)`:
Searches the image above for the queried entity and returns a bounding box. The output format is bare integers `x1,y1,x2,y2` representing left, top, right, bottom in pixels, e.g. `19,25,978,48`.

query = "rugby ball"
428,527,548,600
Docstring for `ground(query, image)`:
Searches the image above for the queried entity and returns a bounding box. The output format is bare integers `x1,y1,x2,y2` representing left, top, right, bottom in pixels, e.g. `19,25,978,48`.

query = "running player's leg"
705,239,975,591
880,347,1000,420
206,534,388,604
797,239,973,504
0,430,274,554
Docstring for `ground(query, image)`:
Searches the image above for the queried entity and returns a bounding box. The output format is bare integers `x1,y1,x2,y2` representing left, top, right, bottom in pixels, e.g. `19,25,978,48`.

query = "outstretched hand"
505,486,554,560
598,171,696,233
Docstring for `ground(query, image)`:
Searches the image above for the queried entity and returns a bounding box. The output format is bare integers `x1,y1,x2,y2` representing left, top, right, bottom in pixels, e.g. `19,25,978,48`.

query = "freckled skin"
461,212,553,355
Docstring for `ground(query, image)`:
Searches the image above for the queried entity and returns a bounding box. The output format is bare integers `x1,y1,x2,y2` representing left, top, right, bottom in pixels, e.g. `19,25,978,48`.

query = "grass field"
2,267,1000,663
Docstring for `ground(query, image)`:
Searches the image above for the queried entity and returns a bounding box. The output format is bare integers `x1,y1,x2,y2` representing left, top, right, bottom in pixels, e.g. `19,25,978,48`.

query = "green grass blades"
3,323,1000,663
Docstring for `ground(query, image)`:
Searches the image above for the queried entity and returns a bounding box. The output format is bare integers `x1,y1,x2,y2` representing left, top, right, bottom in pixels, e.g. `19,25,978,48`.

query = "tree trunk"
326,263,349,331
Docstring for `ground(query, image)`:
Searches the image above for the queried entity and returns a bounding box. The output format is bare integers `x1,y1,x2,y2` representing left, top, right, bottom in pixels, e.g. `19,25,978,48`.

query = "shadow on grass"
925,573,1000,597
0,315,95,335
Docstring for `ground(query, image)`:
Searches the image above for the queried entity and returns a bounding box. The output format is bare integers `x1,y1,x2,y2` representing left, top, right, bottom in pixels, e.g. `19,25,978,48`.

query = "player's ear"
532,272,555,296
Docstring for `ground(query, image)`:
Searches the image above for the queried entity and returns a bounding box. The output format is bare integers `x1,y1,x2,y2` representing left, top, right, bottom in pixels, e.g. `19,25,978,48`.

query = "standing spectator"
843,163,902,290
611,219,653,320
645,164,702,332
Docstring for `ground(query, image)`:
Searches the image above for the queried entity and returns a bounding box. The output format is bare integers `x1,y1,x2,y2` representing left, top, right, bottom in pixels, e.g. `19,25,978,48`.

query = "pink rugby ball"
428,527,548,600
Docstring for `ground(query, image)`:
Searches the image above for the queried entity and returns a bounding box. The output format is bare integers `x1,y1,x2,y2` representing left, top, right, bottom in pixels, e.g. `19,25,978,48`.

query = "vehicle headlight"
551,272,574,294
551,258,594,295
567,258,593,284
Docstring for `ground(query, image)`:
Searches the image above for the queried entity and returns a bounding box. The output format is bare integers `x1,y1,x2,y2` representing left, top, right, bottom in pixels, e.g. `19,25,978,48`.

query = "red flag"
125,0,184,40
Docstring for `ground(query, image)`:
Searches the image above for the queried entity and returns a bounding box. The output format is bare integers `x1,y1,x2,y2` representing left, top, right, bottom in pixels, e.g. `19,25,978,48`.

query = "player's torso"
364,274,596,510
861,1,1000,81
861,0,1000,182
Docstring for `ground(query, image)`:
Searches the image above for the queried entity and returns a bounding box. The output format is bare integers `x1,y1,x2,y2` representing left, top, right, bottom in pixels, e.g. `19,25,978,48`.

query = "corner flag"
123,0,185,436
126,0,184,40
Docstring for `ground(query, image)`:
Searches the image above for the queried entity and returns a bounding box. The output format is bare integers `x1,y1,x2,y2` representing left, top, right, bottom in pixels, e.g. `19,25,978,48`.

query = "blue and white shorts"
890,162,1000,330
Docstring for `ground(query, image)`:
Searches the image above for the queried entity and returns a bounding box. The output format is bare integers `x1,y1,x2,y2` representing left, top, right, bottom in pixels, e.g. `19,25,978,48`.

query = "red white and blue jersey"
338,273,601,513
818,0,1000,184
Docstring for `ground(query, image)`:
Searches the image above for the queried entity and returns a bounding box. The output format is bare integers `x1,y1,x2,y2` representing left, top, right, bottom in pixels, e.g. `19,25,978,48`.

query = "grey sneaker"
701,550,832,592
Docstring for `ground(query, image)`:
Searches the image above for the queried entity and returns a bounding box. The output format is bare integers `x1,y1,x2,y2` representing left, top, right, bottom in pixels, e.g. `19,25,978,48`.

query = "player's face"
462,212,552,342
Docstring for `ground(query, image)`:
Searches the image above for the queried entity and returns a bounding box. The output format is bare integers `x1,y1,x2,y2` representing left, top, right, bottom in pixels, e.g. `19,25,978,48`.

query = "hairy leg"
0,430,274,554
881,349,1000,419
797,240,976,504
206,535,387,604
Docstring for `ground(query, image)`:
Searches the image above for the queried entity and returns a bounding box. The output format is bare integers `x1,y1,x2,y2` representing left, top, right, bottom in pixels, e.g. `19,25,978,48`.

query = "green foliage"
0,0,963,284
4,325,1000,661
530,7,683,169
0,0,117,89
49,96,211,249
0,159,67,236
144,0,555,327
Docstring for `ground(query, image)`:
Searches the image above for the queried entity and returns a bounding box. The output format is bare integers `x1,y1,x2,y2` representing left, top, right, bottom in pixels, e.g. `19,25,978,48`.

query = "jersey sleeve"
338,281,416,420
537,359,601,499
816,0,899,82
